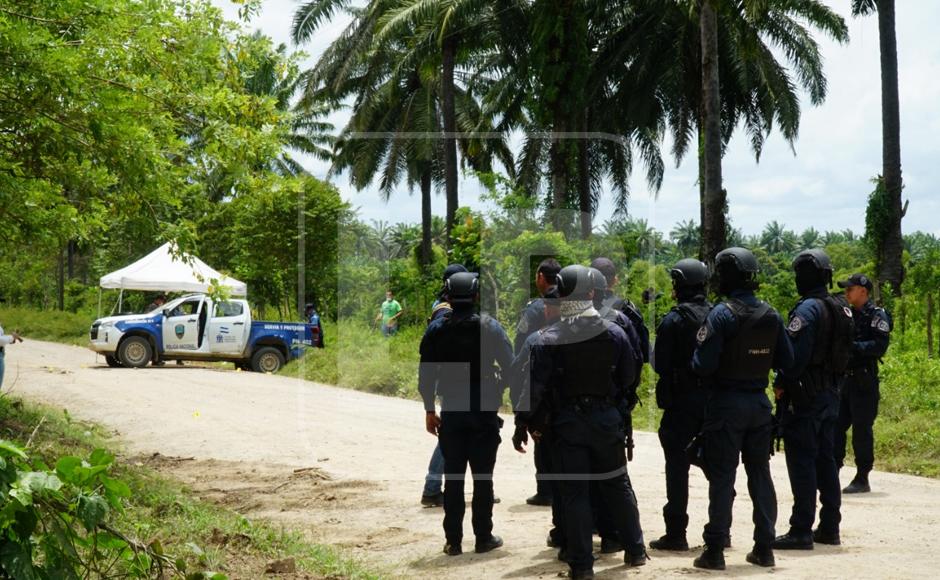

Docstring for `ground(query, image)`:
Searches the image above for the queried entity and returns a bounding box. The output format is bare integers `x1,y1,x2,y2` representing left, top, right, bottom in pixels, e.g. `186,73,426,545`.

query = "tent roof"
99,242,247,296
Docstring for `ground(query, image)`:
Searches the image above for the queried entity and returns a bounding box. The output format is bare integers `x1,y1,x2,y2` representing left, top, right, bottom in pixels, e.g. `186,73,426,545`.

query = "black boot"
693,545,725,570
843,472,870,494
474,535,503,554
649,534,689,551
746,544,775,567
813,528,841,546
600,537,624,553
624,549,649,567
772,531,814,550
443,542,462,556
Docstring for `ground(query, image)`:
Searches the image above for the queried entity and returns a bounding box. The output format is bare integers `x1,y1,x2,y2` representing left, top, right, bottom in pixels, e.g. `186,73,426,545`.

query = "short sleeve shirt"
381,300,402,325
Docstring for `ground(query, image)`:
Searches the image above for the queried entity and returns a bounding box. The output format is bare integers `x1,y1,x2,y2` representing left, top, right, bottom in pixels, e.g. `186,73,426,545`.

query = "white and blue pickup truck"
89,294,318,373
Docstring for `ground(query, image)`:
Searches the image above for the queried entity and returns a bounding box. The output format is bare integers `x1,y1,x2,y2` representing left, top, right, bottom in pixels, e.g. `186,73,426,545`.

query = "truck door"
208,300,250,355
162,297,204,354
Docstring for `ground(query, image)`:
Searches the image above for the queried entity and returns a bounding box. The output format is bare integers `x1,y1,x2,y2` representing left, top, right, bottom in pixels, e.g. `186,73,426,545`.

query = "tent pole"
97,288,102,318
118,288,124,313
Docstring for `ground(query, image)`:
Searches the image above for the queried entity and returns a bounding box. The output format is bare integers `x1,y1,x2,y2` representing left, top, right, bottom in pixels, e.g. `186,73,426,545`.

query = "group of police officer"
417,247,890,579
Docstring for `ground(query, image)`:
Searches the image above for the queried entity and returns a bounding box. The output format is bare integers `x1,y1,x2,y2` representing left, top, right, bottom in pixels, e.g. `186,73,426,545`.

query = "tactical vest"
716,299,779,381
557,318,617,399
672,301,712,387
604,296,650,363
436,312,483,384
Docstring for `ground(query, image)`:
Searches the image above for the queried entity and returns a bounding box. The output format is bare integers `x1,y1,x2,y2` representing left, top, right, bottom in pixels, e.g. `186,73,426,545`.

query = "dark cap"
837,273,873,291
442,263,468,281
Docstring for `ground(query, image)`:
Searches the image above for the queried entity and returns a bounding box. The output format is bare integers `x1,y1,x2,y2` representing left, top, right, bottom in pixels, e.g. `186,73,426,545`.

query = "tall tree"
852,0,904,295
699,0,724,274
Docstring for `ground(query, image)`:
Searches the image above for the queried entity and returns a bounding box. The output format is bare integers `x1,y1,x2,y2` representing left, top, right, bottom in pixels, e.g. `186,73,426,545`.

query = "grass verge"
0,395,384,579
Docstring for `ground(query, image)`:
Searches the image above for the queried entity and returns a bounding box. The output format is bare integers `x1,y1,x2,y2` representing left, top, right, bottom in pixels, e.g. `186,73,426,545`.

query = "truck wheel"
251,347,285,373
105,355,123,368
118,336,153,368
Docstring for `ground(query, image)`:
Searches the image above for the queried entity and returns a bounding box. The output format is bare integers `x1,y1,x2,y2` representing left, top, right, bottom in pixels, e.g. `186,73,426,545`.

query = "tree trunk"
877,0,904,296
420,169,433,269
577,113,591,239
67,240,76,279
549,114,568,230
57,244,65,311
697,115,706,260
442,35,459,247
700,0,726,282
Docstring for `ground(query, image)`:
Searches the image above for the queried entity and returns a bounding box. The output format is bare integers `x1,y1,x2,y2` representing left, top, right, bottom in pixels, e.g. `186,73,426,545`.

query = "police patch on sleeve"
696,325,708,345
787,316,805,335
875,318,890,333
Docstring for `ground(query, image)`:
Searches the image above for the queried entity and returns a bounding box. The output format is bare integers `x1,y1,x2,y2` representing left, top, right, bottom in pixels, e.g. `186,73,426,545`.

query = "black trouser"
780,388,841,536
702,389,777,548
534,437,554,498
438,411,501,546
553,403,644,573
658,392,706,538
836,367,880,474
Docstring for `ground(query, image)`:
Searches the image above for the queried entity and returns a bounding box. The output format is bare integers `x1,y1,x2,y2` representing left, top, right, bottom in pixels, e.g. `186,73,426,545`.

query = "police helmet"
670,259,708,287
557,265,596,300
304,303,315,310
442,263,468,281
791,249,833,272
588,267,608,292
445,272,479,304
715,247,759,274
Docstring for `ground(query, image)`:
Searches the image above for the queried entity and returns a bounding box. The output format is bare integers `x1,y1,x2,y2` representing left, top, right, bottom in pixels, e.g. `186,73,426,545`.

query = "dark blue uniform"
835,301,891,475
775,287,842,537
693,289,793,549
514,289,556,500
419,311,513,547
527,314,644,573
654,297,711,539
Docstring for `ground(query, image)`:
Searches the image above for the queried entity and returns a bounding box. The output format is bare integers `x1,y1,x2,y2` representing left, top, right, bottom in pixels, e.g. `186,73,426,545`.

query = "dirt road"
7,340,940,578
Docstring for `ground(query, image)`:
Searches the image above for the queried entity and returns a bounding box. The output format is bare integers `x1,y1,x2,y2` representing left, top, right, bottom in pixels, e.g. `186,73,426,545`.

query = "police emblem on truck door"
175,324,185,339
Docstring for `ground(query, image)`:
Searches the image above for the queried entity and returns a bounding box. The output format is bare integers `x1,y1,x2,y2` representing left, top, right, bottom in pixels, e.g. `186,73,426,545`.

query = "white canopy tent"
100,242,246,312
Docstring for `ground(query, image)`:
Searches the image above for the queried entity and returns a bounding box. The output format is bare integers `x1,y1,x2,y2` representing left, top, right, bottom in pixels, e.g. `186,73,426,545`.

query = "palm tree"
671,219,700,257
700,0,722,272
373,0,520,244
241,34,333,176
620,0,847,269
760,220,797,255
852,0,904,295
800,227,821,251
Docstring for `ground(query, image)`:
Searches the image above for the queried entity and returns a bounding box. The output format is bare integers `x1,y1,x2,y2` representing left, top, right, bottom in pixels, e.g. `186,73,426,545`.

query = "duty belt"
563,394,615,410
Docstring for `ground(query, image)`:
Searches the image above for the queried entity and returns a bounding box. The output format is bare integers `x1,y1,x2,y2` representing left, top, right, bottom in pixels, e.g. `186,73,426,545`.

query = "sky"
211,0,940,237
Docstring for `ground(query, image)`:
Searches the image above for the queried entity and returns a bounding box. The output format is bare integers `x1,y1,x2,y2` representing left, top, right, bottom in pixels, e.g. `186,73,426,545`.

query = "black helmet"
588,267,608,292
304,303,315,310
557,265,596,300
444,272,479,304
670,259,708,287
715,247,759,273
792,249,833,272
442,263,468,281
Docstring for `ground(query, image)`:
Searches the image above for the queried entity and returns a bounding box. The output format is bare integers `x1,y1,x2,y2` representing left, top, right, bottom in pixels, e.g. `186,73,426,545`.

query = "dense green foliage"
0,397,382,579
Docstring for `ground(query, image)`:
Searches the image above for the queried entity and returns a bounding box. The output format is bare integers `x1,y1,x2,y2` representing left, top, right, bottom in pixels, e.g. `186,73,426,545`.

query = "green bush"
0,306,93,346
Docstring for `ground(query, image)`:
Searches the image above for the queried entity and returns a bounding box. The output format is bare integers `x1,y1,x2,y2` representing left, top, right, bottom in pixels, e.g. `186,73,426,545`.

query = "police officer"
418,272,513,555
773,249,844,549
590,266,642,554
421,263,470,508
692,247,793,570
511,288,564,548
590,257,650,365
525,265,647,578
515,258,561,506
304,303,324,348
835,273,891,494
649,259,711,552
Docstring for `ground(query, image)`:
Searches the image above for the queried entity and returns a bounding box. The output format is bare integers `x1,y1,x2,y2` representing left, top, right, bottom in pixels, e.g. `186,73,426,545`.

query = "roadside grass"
0,395,384,579
6,306,940,479
0,306,93,346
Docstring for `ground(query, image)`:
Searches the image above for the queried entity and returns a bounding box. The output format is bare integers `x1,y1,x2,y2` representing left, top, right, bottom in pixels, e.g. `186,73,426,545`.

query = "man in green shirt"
376,290,403,337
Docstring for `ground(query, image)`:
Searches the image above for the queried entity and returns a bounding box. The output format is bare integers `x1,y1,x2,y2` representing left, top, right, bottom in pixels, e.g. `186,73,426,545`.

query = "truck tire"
105,355,123,368
251,347,285,373
118,336,153,368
